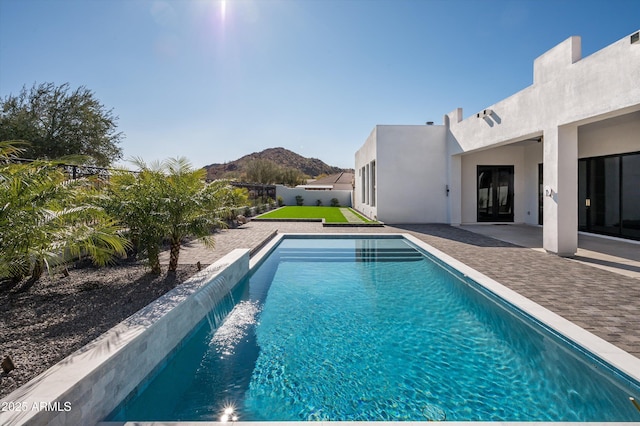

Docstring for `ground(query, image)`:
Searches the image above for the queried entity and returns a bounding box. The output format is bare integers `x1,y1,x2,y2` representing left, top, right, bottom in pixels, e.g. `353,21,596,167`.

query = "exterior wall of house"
445,32,640,254
354,30,640,253
523,143,544,225
446,34,640,153
578,110,640,158
354,125,448,223
376,125,448,223
354,127,378,219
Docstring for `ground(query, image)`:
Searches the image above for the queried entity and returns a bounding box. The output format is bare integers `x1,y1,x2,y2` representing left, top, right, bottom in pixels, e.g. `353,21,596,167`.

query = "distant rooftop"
299,172,354,190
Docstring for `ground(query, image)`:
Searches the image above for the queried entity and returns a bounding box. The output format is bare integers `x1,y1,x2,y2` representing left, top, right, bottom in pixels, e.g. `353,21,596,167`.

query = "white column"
543,125,578,256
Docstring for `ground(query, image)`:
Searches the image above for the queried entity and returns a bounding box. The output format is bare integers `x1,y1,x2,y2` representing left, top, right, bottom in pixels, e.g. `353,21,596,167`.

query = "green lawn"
257,206,348,223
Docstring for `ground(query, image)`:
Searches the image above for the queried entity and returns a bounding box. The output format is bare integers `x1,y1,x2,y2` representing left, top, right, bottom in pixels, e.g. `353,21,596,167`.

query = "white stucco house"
355,31,640,256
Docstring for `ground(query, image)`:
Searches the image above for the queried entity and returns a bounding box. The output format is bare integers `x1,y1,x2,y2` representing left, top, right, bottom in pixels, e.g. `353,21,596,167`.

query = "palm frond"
0,140,29,162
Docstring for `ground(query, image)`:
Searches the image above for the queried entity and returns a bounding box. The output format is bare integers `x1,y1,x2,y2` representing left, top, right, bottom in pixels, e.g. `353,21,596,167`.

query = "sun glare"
220,404,238,422
221,0,227,20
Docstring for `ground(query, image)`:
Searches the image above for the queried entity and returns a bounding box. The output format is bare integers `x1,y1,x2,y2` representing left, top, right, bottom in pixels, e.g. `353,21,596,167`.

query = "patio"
161,221,640,358
461,224,640,279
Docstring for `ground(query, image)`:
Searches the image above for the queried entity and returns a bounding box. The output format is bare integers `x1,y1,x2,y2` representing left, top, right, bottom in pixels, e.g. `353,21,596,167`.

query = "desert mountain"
203,147,350,181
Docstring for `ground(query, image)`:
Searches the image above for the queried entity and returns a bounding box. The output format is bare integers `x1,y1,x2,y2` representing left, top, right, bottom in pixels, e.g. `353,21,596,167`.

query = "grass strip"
257,206,348,223
347,208,378,223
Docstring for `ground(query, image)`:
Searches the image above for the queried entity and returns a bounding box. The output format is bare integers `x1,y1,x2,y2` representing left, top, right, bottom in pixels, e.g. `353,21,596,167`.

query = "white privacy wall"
275,185,352,207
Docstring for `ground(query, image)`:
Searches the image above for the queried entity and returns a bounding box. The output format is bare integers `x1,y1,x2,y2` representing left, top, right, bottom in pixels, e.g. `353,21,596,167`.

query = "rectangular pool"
108,235,640,422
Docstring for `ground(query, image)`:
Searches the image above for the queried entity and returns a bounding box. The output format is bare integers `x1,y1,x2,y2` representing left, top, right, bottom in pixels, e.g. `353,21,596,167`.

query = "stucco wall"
523,143,544,225
354,127,378,219
375,125,448,223
447,33,640,153
275,185,352,207
578,110,640,159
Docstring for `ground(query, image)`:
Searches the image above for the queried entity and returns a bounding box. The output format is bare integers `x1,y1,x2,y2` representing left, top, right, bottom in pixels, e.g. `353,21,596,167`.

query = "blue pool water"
110,236,640,421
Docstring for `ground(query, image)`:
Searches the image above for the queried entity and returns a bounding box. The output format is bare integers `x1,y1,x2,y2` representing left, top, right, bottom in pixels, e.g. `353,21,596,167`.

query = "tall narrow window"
370,160,376,207
365,163,370,204
361,166,366,203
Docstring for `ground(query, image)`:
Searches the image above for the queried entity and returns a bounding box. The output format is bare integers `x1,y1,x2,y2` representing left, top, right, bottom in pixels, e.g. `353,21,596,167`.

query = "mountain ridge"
203,147,352,181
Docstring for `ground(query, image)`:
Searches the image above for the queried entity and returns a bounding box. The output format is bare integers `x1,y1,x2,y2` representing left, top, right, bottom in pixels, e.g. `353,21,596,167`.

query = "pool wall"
0,249,250,426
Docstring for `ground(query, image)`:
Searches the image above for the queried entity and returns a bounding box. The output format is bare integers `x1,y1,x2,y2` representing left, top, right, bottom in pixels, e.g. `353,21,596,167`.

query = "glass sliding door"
477,166,514,222
590,156,621,235
578,152,640,240
578,160,588,231
621,153,640,239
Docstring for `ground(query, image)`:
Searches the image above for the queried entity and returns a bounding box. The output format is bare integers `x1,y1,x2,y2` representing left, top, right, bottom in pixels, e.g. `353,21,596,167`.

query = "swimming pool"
109,235,640,422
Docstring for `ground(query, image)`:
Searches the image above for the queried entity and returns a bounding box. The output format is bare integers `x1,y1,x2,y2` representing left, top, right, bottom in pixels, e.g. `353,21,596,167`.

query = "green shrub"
295,195,304,206
330,198,340,207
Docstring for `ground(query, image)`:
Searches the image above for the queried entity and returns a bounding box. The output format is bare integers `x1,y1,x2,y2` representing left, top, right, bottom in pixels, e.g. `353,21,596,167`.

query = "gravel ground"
0,262,201,400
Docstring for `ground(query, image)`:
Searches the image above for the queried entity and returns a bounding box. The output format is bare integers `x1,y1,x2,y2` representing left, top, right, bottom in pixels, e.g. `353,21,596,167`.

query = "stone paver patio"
160,221,640,358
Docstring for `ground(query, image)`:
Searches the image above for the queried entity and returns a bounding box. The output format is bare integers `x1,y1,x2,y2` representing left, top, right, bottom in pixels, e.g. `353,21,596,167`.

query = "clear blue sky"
1,0,639,169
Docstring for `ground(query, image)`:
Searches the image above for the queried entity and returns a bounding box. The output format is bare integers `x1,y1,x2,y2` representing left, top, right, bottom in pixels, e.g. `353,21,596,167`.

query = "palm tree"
0,150,129,287
103,161,168,275
105,157,246,274
162,157,219,272
0,140,27,163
